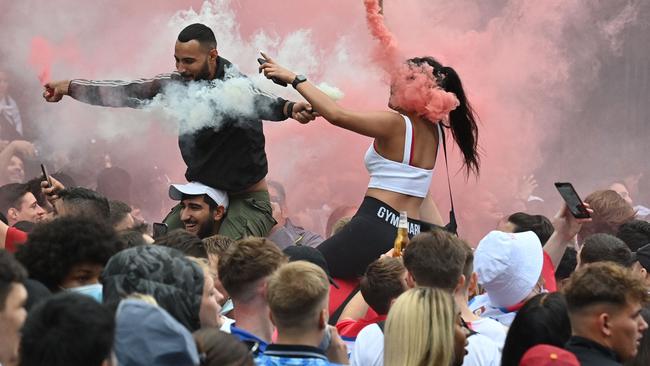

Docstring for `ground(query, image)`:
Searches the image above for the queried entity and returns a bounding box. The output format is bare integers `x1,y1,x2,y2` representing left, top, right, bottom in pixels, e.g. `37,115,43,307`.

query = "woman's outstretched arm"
259,53,402,139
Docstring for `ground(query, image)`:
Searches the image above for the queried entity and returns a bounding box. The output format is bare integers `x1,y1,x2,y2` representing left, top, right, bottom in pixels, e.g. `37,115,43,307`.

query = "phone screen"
555,183,590,218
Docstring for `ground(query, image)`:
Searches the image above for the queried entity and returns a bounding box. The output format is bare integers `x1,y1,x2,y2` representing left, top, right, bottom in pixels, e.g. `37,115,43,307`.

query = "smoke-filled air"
2,0,649,243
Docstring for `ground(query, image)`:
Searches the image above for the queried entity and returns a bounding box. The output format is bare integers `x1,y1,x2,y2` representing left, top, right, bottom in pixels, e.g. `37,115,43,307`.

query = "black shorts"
317,196,433,279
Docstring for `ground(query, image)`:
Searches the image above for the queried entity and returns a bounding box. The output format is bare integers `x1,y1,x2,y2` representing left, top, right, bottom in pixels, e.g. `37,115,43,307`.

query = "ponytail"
441,66,480,176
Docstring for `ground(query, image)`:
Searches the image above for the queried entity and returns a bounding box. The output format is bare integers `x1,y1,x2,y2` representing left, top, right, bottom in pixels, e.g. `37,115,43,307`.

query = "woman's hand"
258,52,297,84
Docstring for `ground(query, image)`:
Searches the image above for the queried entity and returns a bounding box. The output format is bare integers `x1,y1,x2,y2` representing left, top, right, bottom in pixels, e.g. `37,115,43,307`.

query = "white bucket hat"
168,182,229,210
474,230,543,308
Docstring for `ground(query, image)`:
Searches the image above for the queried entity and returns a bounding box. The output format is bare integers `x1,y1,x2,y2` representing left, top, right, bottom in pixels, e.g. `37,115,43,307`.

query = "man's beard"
197,216,217,239
194,58,212,81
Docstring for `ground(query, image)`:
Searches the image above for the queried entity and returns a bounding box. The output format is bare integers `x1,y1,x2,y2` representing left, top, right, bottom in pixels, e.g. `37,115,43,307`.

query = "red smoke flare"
29,36,53,85
363,0,459,122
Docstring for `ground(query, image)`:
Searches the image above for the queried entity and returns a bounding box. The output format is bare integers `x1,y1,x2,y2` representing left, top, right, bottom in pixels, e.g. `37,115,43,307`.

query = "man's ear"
213,206,225,221
259,277,269,299
454,274,466,294
7,208,18,221
406,271,417,289
210,48,218,61
319,308,328,330
599,312,612,337
269,309,277,327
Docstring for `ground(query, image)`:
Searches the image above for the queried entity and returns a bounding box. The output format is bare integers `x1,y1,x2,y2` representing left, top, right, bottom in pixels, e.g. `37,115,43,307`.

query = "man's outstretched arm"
43,73,177,108
249,85,316,123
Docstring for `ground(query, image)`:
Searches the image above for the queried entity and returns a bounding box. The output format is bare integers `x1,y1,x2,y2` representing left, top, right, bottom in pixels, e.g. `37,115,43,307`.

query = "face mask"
67,283,103,303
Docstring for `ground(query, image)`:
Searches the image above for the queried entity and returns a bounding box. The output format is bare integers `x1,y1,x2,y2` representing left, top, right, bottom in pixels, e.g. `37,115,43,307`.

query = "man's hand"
43,80,71,102
292,102,317,124
325,326,350,365
41,175,65,206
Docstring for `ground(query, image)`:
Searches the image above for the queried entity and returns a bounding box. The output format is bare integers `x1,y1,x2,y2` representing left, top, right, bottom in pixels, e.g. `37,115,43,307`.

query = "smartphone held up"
554,182,591,219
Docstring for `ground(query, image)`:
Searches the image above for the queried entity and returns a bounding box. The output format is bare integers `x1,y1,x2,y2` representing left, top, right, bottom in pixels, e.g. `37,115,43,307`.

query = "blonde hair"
384,287,456,366
267,261,329,331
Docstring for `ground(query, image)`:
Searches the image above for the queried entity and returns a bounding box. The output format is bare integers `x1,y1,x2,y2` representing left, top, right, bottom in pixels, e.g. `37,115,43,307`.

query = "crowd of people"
2,21,650,366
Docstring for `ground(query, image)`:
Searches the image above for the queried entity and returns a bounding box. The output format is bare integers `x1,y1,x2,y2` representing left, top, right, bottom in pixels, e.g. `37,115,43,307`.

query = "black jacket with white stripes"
68,56,288,192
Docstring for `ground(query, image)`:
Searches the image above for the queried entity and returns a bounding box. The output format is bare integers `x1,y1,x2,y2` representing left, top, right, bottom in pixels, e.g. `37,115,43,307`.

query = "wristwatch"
291,74,307,89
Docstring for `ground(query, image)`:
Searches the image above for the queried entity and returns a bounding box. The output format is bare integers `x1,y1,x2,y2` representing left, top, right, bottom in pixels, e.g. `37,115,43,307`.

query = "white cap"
474,230,543,308
168,182,229,210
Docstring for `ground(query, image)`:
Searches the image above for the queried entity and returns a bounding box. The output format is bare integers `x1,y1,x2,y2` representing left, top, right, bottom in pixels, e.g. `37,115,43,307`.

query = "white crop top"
364,115,442,198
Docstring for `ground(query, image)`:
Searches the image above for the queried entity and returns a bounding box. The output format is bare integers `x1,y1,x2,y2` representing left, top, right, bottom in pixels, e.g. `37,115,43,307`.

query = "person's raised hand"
43,80,70,102
516,174,538,201
41,175,65,205
552,202,593,242
258,52,296,85
292,102,317,124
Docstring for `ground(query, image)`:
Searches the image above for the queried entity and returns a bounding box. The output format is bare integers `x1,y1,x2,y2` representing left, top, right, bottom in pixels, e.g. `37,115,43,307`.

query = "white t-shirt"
467,317,508,350
351,323,384,366
462,333,501,366
468,294,517,327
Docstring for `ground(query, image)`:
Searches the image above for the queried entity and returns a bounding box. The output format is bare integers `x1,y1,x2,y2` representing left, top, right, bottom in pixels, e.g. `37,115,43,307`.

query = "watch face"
292,75,307,88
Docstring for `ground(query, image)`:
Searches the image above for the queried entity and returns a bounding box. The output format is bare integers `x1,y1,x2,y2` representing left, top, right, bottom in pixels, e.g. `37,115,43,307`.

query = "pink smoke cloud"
1,0,644,241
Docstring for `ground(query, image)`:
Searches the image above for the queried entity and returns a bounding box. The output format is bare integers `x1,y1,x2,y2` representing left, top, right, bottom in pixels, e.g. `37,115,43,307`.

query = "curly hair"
15,217,121,291
20,293,115,366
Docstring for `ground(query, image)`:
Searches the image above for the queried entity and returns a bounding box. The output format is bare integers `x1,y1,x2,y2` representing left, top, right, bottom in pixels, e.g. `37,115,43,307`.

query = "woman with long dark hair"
260,54,479,279
501,292,572,366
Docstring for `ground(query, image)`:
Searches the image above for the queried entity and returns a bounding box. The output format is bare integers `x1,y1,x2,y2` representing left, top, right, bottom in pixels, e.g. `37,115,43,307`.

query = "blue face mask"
68,283,103,303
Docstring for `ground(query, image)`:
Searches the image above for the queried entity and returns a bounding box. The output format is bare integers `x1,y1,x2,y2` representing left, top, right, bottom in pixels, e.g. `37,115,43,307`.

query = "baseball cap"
633,243,650,271
519,344,580,366
169,182,229,209
474,230,543,308
283,245,339,289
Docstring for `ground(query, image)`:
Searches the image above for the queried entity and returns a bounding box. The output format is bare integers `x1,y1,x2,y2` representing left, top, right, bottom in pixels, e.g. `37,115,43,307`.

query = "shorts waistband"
357,196,429,236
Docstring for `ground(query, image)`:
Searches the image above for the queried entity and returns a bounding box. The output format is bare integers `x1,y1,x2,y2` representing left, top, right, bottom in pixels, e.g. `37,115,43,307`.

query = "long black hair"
501,292,572,366
408,57,480,175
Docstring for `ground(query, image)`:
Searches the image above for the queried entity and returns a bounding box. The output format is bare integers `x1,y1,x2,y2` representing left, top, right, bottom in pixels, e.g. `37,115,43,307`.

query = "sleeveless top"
364,115,442,198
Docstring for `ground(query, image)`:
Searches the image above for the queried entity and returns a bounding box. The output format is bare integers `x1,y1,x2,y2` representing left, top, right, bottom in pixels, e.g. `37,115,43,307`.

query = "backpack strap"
329,285,361,325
